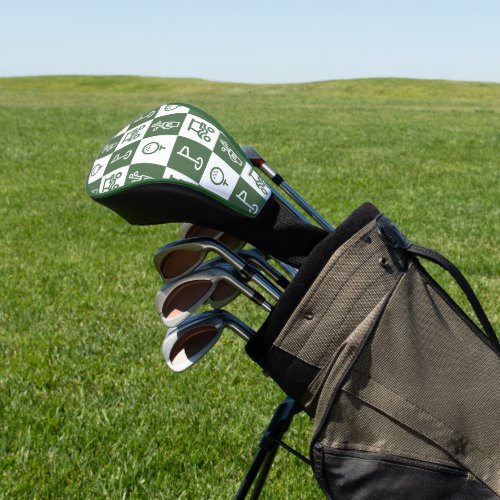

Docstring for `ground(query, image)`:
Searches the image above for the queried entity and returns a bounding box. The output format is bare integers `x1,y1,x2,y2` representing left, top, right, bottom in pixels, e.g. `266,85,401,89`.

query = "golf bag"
246,203,500,499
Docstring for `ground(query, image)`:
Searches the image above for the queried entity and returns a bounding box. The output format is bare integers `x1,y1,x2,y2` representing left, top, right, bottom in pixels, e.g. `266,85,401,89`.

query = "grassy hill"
1,76,498,498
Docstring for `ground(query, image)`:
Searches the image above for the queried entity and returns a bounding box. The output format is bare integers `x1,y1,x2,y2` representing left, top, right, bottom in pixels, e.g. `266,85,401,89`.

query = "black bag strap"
377,215,500,354
407,244,499,353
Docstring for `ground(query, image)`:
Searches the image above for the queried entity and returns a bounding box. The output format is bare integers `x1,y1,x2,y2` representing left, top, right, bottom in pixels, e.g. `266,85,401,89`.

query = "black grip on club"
214,194,328,268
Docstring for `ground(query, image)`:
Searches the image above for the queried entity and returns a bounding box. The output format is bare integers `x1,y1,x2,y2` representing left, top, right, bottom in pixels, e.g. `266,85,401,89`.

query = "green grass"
1,76,498,498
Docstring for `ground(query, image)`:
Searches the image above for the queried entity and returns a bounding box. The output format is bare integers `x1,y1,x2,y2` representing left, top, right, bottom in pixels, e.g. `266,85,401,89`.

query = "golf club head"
155,273,213,328
179,222,245,252
153,237,282,300
153,236,247,282
86,104,328,267
155,253,241,309
193,259,247,309
206,261,246,309
162,310,255,372
162,312,224,372
155,265,271,328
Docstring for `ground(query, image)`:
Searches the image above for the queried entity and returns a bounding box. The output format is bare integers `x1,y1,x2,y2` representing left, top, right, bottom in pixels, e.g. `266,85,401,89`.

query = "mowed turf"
0,76,498,498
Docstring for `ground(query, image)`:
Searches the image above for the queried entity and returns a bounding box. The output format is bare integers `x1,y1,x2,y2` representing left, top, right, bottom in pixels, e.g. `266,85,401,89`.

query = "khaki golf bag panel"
246,203,500,499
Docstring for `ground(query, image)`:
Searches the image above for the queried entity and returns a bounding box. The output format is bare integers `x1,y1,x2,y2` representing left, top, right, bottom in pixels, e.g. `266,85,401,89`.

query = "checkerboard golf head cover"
86,103,271,220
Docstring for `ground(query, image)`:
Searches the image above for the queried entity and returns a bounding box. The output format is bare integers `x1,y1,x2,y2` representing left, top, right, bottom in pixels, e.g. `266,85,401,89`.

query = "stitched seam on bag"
291,233,394,360
313,447,333,498
304,269,410,417
314,268,398,368
273,235,383,355
300,238,383,328
298,233,376,311
309,276,403,454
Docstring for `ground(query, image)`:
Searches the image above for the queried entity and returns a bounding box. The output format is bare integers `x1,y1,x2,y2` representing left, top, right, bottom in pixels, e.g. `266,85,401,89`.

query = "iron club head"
155,265,274,328
161,310,255,372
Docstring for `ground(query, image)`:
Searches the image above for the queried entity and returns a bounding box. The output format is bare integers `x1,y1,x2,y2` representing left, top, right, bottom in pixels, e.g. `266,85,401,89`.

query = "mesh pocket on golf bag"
311,262,500,499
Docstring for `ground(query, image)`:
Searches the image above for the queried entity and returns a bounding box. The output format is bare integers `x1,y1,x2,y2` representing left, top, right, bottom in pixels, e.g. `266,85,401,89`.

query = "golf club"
239,249,290,289
193,257,286,309
200,249,290,293
155,265,274,328
190,257,244,309
241,145,334,231
207,264,248,309
169,256,249,310
161,256,280,311
179,223,298,279
162,310,256,372
153,237,282,300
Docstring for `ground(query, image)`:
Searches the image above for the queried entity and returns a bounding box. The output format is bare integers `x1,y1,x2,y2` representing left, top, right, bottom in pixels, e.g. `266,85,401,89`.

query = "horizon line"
1,74,500,86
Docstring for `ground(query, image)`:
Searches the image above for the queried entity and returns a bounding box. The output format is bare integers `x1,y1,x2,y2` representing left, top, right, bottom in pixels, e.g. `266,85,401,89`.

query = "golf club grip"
215,194,328,268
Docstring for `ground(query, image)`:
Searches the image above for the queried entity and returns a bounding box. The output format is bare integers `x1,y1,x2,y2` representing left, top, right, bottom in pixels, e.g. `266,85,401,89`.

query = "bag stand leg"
235,397,303,499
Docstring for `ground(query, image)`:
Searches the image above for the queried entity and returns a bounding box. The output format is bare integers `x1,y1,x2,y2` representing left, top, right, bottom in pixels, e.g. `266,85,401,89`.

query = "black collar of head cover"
94,181,328,267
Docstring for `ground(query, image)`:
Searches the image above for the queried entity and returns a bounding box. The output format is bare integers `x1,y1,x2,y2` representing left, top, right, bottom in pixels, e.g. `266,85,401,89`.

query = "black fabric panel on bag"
246,202,380,361
95,183,327,267
315,448,498,500
259,345,320,403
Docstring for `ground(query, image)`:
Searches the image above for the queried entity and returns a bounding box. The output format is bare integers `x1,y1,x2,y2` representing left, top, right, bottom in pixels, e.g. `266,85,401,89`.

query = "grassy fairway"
0,76,498,498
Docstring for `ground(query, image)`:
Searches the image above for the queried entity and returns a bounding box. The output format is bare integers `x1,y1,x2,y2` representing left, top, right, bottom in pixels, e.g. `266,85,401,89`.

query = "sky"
1,0,499,84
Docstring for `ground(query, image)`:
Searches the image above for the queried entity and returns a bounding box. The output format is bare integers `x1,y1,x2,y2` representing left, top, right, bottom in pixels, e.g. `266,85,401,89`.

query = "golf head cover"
86,103,327,266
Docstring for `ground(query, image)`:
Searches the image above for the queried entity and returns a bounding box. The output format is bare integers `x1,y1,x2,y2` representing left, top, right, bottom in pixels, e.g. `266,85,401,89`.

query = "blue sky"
1,0,499,83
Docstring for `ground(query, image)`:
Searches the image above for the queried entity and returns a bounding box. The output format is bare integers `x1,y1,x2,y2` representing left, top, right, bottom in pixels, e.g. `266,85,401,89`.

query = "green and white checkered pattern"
86,103,271,217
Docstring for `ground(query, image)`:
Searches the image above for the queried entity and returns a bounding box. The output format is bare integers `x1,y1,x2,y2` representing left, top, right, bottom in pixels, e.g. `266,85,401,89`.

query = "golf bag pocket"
313,446,495,500
246,202,500,499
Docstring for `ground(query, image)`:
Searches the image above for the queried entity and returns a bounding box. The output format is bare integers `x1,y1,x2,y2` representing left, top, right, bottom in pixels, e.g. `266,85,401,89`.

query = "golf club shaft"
277,179,333,231
224,315,256,342
227,277,275,313
248,270,281,301
179,224,298,283
241,145,334,231
241,250,289,289
273,259,298,278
